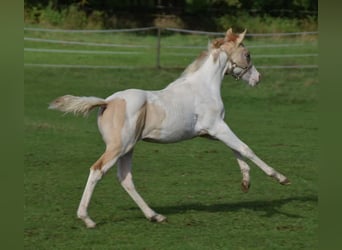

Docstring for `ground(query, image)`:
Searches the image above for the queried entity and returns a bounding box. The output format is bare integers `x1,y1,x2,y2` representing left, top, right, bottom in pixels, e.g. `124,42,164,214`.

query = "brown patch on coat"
134,103,147,141
91,146,121,171
142,102,166,140
211,38,237,62
212,38,225,49
226,33,239,42
92,99,127,171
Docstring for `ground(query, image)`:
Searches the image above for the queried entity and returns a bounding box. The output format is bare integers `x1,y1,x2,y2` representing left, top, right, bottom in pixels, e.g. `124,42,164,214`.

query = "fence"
24,26,318,70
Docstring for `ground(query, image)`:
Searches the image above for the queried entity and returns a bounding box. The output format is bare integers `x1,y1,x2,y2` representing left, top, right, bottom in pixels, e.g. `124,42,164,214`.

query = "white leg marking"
117,150,167,222
77,169,102,228
77,156,119,228
210,121,289,184
233,150,251,192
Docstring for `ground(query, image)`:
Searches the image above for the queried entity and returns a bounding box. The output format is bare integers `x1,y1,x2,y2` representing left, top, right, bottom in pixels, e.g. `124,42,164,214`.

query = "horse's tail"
49,95,107,116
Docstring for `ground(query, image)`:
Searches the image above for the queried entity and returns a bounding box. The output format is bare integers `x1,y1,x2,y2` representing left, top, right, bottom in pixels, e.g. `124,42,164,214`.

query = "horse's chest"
199,97,225,118
193,98,225,131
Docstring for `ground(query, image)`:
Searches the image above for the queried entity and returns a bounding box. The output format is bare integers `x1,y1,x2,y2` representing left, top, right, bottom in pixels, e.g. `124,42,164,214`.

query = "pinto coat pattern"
49,28,290,228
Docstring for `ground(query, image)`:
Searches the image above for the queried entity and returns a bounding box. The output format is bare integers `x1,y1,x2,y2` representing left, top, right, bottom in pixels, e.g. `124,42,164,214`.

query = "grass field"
24,30,318,249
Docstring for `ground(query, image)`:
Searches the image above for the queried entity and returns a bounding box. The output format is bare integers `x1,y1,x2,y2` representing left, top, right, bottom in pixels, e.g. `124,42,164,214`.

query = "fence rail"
24,47,318,59
24,63,318,69
24,26,318,69
24,37,153,48
24,37,312,50
24,26,157,33
24,26,318,37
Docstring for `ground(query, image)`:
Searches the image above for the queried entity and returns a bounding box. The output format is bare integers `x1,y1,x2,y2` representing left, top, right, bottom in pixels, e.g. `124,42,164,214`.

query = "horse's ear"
236,29,247,44
224,28,234,42
225,28,247,44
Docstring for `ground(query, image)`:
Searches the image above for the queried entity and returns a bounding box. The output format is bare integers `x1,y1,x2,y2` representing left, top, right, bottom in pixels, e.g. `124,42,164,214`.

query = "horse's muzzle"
249,73,261,86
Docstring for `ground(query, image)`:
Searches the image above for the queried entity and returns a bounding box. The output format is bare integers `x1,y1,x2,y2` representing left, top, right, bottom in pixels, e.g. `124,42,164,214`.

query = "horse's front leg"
209,120,290,185
232,149,251,192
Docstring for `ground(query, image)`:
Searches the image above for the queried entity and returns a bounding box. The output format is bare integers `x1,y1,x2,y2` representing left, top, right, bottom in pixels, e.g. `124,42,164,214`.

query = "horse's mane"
180,38,225,77
180,50,209,77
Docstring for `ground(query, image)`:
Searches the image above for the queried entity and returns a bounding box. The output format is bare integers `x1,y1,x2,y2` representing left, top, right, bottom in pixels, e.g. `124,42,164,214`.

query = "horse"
49,28,290,228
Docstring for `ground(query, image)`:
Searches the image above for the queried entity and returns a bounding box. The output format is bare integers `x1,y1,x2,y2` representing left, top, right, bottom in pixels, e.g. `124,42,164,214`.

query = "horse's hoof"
150,214,167,223
85,220,96,228
280,178,291,185
241,180,250,193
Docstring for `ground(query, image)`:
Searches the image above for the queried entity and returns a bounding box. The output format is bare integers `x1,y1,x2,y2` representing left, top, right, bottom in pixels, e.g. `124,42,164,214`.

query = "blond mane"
181,51,209,77
180,38,226,77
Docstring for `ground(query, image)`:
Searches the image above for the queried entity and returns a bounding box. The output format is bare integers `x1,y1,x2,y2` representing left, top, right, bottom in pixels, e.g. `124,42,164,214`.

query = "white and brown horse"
49,28,289,228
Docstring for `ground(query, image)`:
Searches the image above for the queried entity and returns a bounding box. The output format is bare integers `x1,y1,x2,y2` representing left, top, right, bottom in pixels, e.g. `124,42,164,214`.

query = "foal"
49,28,289,228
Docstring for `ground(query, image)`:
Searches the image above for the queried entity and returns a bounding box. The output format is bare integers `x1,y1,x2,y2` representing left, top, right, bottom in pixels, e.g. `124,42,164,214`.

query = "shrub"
215,12,317,33
154,15,185,29
24,5,41,24
39,2,64,27
24,2,104,29
86,10,104,30
62,4,87,29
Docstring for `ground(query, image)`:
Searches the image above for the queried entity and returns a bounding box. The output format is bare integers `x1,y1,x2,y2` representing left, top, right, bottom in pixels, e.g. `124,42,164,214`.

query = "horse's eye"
245,53,250,60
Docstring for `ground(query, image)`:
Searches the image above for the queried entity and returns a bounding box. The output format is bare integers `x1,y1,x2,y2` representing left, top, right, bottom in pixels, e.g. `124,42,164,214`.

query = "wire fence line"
24,47,318,59
24,63,318,69
24,37,153,48
24,26,157,33
24,26,318,69
24,48,143,55
24,37,311,50
24,63,138,69
164,27,318,37
24,26,318,37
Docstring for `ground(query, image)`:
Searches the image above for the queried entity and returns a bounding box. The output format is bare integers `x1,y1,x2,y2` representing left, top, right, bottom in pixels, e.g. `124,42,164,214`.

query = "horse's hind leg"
77,149,120,228
233,150,251,192
117,150,167,223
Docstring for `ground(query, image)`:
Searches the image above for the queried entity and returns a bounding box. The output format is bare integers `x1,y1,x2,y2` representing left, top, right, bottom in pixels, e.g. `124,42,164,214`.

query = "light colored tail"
49,95,107,116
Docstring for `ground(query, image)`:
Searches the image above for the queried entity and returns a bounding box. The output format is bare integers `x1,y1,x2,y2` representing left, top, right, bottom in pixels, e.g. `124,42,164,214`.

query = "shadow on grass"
151,195,317,219
93,195,317,227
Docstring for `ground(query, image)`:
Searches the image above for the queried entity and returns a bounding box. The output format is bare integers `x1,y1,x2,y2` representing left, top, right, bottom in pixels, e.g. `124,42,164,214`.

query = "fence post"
156,28,161,69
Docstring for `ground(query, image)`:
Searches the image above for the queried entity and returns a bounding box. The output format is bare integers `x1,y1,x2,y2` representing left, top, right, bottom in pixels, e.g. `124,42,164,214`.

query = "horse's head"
211,28,261,86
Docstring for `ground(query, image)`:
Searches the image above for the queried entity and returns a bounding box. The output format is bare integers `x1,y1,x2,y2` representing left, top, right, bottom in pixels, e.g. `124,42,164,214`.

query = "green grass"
24,31,318,249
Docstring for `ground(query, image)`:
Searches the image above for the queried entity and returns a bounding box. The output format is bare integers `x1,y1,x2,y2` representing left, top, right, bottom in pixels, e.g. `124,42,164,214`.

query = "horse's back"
105,89,149,109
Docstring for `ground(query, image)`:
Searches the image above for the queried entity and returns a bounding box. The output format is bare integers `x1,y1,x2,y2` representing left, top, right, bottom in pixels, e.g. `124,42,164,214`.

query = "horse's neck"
165,52,227,98
191,52,227,94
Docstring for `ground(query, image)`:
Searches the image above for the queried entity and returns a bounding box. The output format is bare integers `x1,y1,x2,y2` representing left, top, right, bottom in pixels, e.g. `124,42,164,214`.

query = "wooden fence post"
156,28,161,69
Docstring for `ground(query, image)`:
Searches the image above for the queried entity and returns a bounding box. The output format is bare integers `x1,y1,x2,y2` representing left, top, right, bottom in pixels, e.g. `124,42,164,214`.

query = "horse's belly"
142,128,196,143
142,115,197,143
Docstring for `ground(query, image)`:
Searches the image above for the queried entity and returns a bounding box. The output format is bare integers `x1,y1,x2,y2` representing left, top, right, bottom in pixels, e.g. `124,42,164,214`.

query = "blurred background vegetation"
24,0,318,32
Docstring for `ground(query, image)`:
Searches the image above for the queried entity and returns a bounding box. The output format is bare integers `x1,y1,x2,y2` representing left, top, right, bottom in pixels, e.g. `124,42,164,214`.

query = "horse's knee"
237,145,254,159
